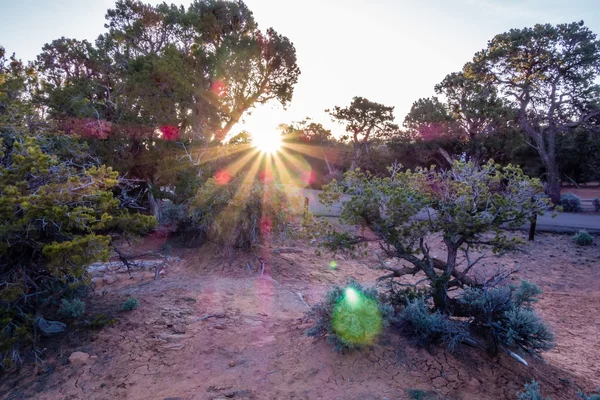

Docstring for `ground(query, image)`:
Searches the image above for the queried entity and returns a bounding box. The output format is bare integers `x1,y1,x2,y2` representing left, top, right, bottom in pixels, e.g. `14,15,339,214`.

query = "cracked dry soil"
1,231,599,400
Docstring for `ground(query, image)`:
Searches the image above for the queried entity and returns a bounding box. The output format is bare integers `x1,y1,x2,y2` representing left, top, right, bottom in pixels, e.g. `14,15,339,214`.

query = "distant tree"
404,97,454,142
471,21,600,203
0,46,38,131
328,97,398,169
281,118,334,144
404,97,458,165
227,130,252,146
280,118,340,181
404,73,515,166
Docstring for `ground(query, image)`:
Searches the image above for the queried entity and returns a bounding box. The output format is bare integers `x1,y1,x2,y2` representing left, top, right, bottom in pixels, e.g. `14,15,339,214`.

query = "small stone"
68,351,90,366
228,360,236,367
102,275,116,285
213,324,225,330
469,377,481,388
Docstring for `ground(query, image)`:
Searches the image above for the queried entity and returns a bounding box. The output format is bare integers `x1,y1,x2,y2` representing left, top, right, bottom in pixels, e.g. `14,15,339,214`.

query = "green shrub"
381,286,430,310
593,198,600,212
185,176,302,249
315,161,553,358
89,314,116,329
306,280,393,352
578,389,600,400
58,299,85,320
560,193,582,212
399,298,471,352
121,297,140,311
572,230,594,246
0,131,156,368
406,389,439,400
460,281,554,357
159,202,187,226
516,380,549,400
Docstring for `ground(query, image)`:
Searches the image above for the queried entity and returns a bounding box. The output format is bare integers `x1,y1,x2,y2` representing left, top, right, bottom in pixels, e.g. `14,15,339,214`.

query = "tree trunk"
147,184,162,222
545,162,561,204
431,278,451,313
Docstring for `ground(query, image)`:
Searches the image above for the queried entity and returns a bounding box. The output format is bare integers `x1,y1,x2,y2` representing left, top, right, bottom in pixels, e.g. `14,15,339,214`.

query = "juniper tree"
0,128,156,367
317,161,553,356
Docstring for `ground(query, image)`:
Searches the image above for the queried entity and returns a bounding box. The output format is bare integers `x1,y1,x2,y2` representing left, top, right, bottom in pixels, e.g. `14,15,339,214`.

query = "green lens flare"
344,287,359,306
331,287,383,346
329,260,338,270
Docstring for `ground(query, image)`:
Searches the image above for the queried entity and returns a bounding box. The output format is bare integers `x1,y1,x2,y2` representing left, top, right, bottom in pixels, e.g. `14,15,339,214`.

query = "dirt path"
2,233,599,400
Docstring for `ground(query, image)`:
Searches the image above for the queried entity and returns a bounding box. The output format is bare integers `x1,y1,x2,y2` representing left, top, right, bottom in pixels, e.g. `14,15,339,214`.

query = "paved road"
294,188,600,234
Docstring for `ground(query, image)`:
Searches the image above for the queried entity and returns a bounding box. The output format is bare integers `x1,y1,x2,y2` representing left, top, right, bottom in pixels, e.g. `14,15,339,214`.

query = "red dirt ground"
1,231,599,400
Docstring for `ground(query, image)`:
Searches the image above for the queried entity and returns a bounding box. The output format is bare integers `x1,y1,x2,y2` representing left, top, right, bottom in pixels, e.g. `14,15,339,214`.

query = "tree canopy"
328,96,398,169
470,21,600,202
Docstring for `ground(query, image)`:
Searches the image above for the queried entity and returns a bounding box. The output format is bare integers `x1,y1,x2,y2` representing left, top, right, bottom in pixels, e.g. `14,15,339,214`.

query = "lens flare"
331,287,384,347
329,260,338,270
345,287,359,306
253,132,282,154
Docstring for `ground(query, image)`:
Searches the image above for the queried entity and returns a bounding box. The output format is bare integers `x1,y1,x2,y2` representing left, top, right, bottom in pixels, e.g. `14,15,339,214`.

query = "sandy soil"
1,230,599,400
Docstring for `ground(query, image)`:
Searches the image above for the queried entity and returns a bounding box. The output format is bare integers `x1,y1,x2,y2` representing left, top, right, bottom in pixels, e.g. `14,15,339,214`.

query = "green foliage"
516,382,600,400
89,314,116,330
306,281,393,352
516,381,549,400
185,176,302,249
159,202,187,227
36,0,300,142
399,298,471,352
470,21,600,203
406,389,440,400
328,96,398,169
460,281,554,356
321,231,366,254
315,161,553,358
560,193,582,213
578,389,600,400
121,297,140,311
381,286,431,310
0,130,155,367
58,299,85,320
572,230,594,246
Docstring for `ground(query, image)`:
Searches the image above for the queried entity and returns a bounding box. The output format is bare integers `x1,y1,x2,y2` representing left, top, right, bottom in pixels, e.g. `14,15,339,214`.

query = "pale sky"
1,0,599,138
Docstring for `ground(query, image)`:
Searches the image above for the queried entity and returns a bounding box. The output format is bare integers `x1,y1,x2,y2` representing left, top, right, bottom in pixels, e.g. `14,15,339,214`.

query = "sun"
252,131,282,154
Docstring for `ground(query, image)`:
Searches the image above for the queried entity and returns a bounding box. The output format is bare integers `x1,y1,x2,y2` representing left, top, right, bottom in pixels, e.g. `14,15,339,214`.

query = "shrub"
316,161,553,358
559,193,582,212
399,298,471,352
159,202,187,227
593,198,600,212
306,281,393,352
579,389,600,400
121,297,140,311
58,299,85,320
0,131,156,368
517,380,549,400
186,176,302,249
381,286,431,310
406,389,439,400
460,281,554,357
89,314,116,329
572,230,594,246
